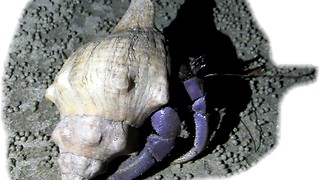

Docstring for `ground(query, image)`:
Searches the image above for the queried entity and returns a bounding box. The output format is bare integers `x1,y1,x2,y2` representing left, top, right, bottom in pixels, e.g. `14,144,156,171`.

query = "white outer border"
0,1,319,180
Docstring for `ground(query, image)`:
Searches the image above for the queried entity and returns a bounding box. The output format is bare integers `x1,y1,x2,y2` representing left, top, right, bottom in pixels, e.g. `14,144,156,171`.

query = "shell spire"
45,0,169,127
45,0,170,178
112,0,155,32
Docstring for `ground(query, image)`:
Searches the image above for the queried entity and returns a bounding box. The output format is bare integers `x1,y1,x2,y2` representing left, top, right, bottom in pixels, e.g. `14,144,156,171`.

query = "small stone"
27,134,35,141
16,154,26,161
173,174,180,180
20,136,27,142
25,131,31,137
219,163,227,169
185,173,194,179
8,137,15,143
232,127,239,132
263,132,271,137
39,160,46,166
52,150,59,157
45,162,52,168
232,140,240,146
43,135,50,141
16,145,23,151
44,155,52,161
9,145,16,152
239,155,245,161
154,175,163,180
175,163,182,169
220,154,227,160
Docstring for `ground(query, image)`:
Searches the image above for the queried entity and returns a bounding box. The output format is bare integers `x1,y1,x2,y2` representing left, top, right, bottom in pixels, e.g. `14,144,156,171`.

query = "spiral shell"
45,0,170,179
46,0,169,127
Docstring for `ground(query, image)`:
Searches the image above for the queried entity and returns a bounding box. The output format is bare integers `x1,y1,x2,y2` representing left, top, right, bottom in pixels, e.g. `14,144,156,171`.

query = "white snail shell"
45,0,170,179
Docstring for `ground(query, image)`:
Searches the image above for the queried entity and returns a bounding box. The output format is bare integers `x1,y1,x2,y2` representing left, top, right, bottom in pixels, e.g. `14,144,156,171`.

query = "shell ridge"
82,42,102,115
107,37,129,120
67,45,91,115
56,48,87,116
139,52,151,123
127,30,139,92
96,42,109,116
128,34,140,123
101,41,111,118
68,43,99,116
103,38,114,119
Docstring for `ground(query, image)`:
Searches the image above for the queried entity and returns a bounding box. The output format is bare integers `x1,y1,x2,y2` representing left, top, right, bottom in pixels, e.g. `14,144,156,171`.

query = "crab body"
45,0,208,179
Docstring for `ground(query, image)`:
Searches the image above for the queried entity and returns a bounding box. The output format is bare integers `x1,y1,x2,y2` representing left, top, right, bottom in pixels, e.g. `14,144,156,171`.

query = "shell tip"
113,0,155,32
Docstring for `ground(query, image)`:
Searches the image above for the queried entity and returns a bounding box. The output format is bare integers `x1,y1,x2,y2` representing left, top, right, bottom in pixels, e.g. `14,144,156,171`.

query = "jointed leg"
174,77,209,164
108,107,181,180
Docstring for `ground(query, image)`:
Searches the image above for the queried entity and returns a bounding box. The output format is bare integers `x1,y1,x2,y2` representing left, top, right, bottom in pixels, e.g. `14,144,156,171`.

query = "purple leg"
173,77,209,164
183,77,204,101
108,107,181,180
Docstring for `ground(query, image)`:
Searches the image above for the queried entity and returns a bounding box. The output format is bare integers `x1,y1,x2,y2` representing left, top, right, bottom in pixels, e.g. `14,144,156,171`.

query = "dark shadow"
164,0,252,154
141,0,253,178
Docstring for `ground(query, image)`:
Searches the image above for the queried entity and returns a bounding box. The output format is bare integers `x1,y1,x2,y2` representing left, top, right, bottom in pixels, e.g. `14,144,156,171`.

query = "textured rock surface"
2,0,316,179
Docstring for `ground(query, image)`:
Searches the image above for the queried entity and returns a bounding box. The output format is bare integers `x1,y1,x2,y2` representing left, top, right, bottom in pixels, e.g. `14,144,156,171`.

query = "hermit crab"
45,0,209,179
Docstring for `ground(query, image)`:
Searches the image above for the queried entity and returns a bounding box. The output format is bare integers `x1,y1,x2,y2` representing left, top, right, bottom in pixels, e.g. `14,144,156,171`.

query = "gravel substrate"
2,0,316,179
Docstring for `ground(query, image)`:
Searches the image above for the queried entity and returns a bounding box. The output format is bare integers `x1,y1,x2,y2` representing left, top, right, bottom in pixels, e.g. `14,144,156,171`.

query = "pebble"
185,173,194,179
220,154,227,161
173,174,180,180
154,175,163,180
232,140,240,146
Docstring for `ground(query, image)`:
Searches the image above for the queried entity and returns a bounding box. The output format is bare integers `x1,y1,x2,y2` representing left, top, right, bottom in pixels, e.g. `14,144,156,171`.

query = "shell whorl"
45,0,169,127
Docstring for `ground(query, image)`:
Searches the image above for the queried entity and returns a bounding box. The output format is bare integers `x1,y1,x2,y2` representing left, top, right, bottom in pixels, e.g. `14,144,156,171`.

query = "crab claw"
108,107,181,179
173,77,209,164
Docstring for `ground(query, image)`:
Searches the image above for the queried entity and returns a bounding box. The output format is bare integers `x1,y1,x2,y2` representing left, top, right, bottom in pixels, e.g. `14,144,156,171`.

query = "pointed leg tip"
173,149,199,164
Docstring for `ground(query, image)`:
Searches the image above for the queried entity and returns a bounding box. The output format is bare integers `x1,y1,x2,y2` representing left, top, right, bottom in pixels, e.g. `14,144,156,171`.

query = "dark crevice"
139,0,253,178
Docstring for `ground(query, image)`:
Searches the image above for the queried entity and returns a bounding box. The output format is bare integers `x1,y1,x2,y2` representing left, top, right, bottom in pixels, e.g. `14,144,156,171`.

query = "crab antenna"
205,68,316,80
